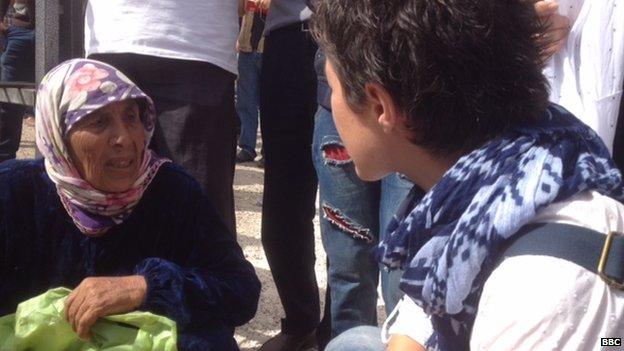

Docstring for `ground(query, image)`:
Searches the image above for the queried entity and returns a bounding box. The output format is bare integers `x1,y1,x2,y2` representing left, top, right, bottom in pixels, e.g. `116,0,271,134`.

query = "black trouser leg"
260,23,320,336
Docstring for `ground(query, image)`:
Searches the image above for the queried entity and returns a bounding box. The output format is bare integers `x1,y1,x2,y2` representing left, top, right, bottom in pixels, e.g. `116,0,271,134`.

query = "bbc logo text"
601,338,622,347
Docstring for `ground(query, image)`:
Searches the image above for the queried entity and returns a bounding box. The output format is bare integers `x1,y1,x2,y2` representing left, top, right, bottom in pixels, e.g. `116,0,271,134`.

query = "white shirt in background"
544,0,624,153
84,0,238,75
384,191,624,350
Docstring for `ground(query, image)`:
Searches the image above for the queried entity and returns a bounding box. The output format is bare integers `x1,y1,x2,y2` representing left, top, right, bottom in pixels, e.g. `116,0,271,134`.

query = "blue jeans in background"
325,326,384,351
312,106,415,339
236,51,262,156
0,27,35,162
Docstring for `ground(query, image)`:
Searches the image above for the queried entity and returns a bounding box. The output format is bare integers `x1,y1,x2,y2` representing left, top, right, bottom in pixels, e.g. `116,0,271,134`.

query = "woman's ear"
364,83,402,135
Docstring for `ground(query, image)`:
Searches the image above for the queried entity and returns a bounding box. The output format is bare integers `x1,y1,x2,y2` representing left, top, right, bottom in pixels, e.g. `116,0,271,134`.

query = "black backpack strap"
500,222,624,290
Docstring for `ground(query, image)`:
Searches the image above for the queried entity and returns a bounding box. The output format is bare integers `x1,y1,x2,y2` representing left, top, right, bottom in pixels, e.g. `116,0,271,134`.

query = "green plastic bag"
0,288,177,351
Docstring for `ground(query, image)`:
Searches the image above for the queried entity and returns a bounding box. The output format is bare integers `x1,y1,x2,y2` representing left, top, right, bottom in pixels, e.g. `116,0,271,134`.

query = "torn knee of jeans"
322,203,374,243
321,142,352,165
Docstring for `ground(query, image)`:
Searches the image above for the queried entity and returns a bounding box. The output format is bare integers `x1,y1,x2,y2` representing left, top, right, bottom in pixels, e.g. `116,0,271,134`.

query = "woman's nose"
108,118,132,148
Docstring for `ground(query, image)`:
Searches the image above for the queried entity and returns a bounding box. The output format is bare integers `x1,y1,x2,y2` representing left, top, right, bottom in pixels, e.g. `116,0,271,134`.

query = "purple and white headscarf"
35,59,169,236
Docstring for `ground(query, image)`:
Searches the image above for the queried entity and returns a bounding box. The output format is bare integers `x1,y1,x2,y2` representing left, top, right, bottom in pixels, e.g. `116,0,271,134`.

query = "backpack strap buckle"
598,231,624,290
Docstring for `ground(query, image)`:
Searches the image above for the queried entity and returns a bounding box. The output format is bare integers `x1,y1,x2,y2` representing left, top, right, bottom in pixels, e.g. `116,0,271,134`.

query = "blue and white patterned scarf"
377,104,624,350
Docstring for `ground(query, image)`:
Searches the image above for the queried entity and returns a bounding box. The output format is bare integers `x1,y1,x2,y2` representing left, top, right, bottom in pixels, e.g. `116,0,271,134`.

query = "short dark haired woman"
312,0,624,349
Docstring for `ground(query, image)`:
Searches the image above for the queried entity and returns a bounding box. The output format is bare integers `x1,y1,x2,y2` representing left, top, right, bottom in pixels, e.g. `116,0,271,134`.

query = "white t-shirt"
384,190,624,350
544,0,624,153
84,0,238,75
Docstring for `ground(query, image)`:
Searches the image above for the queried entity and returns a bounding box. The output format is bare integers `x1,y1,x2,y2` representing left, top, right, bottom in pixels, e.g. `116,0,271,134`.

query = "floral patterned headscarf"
35,59,169,236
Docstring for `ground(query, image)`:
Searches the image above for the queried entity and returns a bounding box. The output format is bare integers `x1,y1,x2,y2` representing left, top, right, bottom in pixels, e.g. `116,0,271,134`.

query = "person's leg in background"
145,59,237,234
0,27,35,163
313,106,380,339
312,49,411,344
89,53,238,234
378,173,417,313
259,23,320,350
236,51,262,162
318,174,417,351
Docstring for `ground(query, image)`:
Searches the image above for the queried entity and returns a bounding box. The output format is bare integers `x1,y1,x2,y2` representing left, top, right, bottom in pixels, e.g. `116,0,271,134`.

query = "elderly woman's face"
67,100,145,193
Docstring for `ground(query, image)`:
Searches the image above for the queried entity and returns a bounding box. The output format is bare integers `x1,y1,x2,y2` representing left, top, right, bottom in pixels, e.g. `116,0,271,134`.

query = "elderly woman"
0,59,261,350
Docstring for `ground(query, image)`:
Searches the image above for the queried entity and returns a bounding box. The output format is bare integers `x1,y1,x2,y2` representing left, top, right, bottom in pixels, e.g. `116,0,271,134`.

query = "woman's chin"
354,165,384,183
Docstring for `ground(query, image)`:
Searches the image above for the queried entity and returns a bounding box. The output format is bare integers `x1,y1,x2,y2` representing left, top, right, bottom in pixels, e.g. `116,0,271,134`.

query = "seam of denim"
321,202,374,243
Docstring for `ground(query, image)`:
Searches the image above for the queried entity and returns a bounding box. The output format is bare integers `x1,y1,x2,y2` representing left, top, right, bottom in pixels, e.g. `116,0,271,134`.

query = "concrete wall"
35,0,60,83
35,0,85,83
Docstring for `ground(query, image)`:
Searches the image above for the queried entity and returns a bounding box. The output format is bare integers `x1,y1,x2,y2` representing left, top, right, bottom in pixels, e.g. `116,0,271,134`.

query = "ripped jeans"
312,106,416,339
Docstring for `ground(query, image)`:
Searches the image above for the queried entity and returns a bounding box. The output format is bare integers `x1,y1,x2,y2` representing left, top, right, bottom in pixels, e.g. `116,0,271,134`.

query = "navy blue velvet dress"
0,160,261,350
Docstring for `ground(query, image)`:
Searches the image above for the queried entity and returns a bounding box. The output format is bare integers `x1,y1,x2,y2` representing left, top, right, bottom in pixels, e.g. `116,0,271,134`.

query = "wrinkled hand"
65,276,147,340
534,0,571,63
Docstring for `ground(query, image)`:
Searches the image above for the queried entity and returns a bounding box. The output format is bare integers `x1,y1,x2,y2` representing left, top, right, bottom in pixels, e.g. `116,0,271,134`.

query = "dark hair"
312,0,550,156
